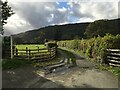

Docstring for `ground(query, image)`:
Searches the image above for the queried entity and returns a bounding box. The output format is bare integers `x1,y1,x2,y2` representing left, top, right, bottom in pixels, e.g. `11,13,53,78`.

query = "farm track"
2,48,119,88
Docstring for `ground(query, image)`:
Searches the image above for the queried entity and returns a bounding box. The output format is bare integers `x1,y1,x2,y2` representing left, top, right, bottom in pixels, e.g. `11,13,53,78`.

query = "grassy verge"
97,64,120,77
59,47,120,77
32,48,77,67
32,58,62,67
58,48,76,65
58,48,76,59
2,59,29,70
109,67,120,77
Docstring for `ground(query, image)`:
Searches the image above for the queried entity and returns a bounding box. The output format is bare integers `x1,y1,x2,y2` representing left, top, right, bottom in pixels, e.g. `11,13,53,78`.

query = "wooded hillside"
12,18,120,44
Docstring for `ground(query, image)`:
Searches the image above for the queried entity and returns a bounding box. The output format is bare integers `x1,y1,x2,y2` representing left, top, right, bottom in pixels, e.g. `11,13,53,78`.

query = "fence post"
38,47,39,52
50,48,52,59
26,47,28,56
13,46,15,56
16,48,18,56
29,49,31,59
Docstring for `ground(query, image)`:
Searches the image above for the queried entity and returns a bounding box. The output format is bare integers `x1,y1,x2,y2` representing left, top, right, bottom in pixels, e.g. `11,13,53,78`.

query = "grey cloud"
9,2,68,28
118,1,120,18
67,2,118,20
4,1,118,35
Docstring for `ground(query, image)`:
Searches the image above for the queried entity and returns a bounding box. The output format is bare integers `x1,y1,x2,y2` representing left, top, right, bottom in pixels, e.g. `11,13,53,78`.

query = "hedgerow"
58,34,120,64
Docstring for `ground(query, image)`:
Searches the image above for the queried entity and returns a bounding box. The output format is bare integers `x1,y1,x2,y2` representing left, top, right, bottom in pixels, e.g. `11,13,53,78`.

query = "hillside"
12,18,120,44
13,22,89,44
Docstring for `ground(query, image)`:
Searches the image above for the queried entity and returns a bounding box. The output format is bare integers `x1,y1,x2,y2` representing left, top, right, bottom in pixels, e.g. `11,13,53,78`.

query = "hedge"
57,34,120,64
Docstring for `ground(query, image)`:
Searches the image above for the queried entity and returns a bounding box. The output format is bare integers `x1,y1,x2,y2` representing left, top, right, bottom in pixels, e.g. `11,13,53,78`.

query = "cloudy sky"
2,0,120,35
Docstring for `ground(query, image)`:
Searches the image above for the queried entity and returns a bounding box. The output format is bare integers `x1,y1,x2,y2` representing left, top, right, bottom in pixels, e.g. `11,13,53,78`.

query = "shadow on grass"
58,47,85,60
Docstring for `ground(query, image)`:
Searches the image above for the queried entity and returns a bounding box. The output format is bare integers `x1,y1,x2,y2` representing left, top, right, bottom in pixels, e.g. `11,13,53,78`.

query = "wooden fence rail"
106,49,120,67
17,48,47,51
3,47,57,61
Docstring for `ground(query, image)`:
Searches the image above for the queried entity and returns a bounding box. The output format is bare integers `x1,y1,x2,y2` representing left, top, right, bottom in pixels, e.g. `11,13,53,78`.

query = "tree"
0,0,14,35
33,31,45,44
39,31,45,43
13,37,23,44
84,19,119,38
84,19,109,38
54,27,62,41
73,35,81,40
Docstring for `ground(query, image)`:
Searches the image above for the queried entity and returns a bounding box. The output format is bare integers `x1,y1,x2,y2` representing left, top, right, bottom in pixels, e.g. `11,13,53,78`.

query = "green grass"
2,59,29,70
15,44,48,55
32,57,62,67
58,48,76,65
98,64,120,77
106,66,120,77
15,44,46,50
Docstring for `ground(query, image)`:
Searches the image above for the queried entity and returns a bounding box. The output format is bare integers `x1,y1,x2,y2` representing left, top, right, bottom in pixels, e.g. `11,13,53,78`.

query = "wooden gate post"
11,35,13,59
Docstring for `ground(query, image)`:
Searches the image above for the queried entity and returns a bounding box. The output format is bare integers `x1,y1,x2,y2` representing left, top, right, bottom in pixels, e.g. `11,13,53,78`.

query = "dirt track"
2,49,119,88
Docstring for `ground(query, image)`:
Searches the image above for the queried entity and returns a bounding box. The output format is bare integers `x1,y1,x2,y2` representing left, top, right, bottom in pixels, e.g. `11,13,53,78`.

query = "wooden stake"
11,35,13,59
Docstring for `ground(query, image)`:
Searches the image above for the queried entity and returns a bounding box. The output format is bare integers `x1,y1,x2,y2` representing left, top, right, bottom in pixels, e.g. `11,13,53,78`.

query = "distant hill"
12,18,120,44
12,22,89,44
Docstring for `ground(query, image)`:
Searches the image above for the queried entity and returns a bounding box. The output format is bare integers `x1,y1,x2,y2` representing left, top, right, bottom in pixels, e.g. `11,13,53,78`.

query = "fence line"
3,47,57,61
17,48,47,51
106,49,120,67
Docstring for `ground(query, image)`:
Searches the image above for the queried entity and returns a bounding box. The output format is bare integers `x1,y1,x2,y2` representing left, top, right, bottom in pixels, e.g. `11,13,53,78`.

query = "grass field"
15,44,46,50
15,44,48,55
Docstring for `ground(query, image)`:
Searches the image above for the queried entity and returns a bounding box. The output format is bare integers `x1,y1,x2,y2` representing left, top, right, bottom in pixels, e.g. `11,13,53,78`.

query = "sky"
2,0,120,35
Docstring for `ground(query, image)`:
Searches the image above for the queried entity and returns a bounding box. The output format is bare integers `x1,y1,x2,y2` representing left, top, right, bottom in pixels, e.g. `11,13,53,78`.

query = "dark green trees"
84,19,119,38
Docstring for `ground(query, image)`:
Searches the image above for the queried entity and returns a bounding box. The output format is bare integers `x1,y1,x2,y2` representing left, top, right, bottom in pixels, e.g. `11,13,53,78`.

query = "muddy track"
2,48,119,88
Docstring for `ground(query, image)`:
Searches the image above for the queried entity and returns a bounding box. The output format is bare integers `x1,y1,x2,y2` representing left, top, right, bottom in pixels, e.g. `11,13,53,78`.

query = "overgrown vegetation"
58,34,120,76
109,67,120,76
58,48,76,66
58,34,120,62
32,57,61,67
